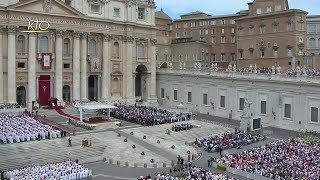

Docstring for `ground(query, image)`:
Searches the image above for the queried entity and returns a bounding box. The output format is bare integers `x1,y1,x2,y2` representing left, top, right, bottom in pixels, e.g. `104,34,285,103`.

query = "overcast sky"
155,0,319,20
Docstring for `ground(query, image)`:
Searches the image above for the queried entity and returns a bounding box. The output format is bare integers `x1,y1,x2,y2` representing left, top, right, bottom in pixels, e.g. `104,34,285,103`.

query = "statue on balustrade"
214,63,218,71
197,62,202,69
242,98,252,118
271,65,275,74
232,64,237,72
276,65,281,74
254,64,257,73
302,65,307,76
228,64,232,72
179,62,183,69
211,63,214,69
183,62,186,69
194,62,197,69
168,62,173,69
249,64,253,72
296,66,301,76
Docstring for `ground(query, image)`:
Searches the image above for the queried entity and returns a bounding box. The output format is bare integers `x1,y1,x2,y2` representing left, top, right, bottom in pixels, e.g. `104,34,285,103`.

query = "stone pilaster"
101,34,112,101
55,29,64,101
149,39,157,104
72,31,81,100
80,32,88,100
7,26,17,103
125,36,135,104
28,32,37,108
0,26,4,103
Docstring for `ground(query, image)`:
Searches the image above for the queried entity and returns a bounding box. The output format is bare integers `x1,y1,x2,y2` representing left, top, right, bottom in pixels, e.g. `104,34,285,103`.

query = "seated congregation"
171,123,193,132
0,113,61,143
195,129,266,152
216,137,320,179
138,165,236,180
4,160,92,180
107,104,191,126
0,103,22,109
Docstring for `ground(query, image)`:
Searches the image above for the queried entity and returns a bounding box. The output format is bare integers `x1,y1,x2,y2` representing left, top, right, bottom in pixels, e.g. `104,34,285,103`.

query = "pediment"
7,0,84,17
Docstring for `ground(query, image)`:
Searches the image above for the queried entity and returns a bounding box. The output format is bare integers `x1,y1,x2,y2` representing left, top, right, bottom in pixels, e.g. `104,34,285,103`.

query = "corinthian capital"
81,32,88,38
124,35,134,43
7,26,17,34
73,31,81,39
103,34,112,42
55,29,65,37
150,39,157,46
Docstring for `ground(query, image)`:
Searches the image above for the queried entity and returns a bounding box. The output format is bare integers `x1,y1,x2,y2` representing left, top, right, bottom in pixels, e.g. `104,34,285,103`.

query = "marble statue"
183,62,186,69
228,64,232,72
233,64,237,72
211,63,214,69
271,65,275,74
254,64,257,73
296,66,301,76
276,65,281,74
179,62,183,69
302,65,307,76
249,64,253,72
242,98,252,118
194,62,197,69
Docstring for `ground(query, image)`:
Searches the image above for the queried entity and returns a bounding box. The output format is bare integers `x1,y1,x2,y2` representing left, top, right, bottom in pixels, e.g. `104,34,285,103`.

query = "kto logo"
22,20,50,33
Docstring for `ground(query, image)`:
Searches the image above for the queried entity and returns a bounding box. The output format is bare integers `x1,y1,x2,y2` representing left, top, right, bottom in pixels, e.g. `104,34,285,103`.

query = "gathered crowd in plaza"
4,160,92,180
171,123,193,132
216,137,320,179
0,113,61,143
0,103,22,109
109,104,191,126
138,165,237,180
195,130,266,152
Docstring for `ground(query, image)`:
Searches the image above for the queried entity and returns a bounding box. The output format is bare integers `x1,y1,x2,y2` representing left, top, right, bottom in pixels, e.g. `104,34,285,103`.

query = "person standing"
68,137,72,147
228,110,233,121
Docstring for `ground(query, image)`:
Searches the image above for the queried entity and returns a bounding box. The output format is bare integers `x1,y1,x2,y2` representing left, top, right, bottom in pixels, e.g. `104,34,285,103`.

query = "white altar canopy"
78,103,117,122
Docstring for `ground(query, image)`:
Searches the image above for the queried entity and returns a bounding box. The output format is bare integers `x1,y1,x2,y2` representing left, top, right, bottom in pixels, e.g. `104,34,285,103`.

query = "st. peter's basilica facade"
0,0,157,108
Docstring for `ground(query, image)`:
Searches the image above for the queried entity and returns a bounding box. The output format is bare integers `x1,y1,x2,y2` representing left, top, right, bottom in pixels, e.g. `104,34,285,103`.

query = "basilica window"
284,104,292,118
113,8,120,17
63,38,70,56
90,1,101,14
273,24,278,32
311,107,319,123
65,0,72,6
309,38,316,48
88,39,97,57
137,43,145,59
318,38,320,47
16,35,25,54
138,7,146,20
173,90,178,101
39,36,49,53
287,48,292,57
287,22,292,32
203,93,208,105
112,42,120,59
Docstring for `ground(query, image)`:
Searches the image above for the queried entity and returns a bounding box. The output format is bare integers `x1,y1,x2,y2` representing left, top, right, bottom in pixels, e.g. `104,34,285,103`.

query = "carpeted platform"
54,108,80,121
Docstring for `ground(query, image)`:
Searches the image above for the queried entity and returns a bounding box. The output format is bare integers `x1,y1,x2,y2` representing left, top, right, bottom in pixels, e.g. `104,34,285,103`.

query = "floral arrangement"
69,119,96,130
303,135,319,145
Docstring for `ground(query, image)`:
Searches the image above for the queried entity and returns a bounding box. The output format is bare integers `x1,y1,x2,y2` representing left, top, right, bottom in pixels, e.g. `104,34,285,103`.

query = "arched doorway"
63,85,71,102
88,75,99,101
135,65,148,101
160,62,168,68
16,86,26,107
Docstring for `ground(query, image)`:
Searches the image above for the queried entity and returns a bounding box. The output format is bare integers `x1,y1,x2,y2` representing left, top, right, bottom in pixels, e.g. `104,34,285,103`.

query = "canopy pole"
107,108,110,120
80,107,83,122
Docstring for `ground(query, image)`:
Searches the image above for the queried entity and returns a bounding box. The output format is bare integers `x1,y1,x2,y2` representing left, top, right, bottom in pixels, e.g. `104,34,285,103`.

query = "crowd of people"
138,164,237,180
0,113,61,143
286,68,320,76
108,104,191,126
171,123,193,132
216,137,320,179
0,103,22,109
4,160,92,180
194,130,266,152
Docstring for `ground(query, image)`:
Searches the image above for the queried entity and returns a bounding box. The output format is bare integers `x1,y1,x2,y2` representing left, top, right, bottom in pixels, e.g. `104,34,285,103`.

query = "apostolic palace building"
0,0,157,108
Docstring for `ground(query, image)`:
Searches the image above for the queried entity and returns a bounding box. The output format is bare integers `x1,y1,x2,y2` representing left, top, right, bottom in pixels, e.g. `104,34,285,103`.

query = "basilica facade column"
149,39,157,103
125,36,134,103
80,32,88,100
7,26,17,103
101,34,111,101
0,26,4,103
55,30,64,101
72,32,81,100
27,33,37,108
